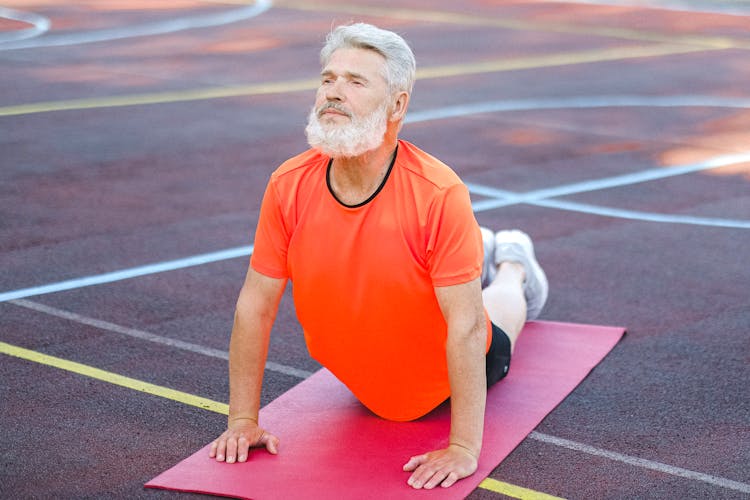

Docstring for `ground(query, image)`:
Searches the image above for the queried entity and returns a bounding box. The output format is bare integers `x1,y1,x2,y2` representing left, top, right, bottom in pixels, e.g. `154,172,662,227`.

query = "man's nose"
324,77,345,102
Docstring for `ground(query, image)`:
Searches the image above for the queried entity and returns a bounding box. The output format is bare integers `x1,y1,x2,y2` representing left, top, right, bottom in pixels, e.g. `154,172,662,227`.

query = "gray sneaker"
494,230,548,320
480,227,497,288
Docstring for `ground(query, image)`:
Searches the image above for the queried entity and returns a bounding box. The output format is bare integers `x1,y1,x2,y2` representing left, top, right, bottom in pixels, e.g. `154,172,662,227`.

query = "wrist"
448,441,480,459
228,415,258,425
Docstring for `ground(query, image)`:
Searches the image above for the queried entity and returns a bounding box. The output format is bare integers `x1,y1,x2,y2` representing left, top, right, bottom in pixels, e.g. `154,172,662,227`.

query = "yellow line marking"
0,78,318,117
414,43,707,79
0,43,712,117
0,340,229,415
479,478,566,499
275,0,750,50
2,339,562,497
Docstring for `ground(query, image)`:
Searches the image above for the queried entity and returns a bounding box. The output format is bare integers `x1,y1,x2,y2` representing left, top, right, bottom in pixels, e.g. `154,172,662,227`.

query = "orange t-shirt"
251,140,491,421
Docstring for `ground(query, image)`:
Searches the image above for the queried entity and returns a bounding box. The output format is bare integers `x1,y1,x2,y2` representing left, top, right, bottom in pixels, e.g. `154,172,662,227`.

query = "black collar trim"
326,145,398,208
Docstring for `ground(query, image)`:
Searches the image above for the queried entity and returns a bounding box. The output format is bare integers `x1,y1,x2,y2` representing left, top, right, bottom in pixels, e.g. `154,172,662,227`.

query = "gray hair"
320,23,416,95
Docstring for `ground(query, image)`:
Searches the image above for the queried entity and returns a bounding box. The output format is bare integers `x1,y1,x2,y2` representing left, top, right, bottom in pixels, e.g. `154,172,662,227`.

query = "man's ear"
389,91,410,122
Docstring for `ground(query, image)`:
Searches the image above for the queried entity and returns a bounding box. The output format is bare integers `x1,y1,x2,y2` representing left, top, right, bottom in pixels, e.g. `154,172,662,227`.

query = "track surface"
1,1,749,499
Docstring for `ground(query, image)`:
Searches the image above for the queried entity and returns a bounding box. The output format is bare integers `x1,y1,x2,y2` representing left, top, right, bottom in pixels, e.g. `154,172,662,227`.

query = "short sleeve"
250,179,291,279
426,183,483,286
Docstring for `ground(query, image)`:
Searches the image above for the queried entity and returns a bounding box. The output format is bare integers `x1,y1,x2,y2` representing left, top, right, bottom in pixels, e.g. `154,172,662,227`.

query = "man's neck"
328,136,398,206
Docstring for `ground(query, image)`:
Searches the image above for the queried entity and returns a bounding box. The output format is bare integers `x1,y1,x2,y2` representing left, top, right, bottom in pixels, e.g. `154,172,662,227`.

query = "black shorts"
486,322,512,387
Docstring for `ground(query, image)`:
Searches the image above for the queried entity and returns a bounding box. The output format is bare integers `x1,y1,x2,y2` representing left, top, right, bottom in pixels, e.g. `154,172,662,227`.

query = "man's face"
305,47,393,158
316,47,390,125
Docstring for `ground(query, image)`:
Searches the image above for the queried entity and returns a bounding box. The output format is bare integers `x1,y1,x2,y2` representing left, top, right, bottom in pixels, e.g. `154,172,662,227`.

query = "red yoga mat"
146,320,625,499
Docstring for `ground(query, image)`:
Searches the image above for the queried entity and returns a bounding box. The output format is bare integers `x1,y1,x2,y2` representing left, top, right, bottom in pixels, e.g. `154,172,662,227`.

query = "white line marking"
0,245,253,303
530,432,750,494
541,0,750,17
543,197,750,227
0,7,50,43
466,151,750,228
518,197,750,228
482,152,750,202
0,0,272,50
405,95,750,124
9,298,312,379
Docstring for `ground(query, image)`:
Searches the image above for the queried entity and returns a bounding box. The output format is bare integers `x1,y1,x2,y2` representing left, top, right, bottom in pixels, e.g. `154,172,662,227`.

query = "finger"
408,470,428,489
403,454,427,471
225,436,238,464
422,469,449,490
441,472,460,488
260,432,280,455
208,440,218,458
408,464,435,489
237,435,250,463
215,437,227,462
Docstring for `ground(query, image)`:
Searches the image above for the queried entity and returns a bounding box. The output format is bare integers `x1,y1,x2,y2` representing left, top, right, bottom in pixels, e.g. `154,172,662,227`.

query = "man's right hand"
208,418,280,463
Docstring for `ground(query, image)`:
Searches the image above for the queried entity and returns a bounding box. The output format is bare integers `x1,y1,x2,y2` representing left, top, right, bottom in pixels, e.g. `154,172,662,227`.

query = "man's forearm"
445,322,487,456
226,271,286,423
227,307,271,422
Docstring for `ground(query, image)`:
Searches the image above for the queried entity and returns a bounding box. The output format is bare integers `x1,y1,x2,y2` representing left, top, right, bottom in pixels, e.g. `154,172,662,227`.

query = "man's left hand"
402,444,478,489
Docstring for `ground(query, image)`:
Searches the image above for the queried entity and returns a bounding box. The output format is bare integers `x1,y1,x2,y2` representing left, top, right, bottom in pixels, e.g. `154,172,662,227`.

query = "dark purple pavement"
1,1,749,498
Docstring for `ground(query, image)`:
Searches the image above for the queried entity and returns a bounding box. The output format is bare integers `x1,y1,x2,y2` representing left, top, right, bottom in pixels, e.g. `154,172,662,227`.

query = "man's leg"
482,261,526,351
479,228,549,353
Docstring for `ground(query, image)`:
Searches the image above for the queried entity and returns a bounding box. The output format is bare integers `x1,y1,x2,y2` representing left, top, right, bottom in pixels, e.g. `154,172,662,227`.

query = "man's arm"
209,267,287,463
403,277,488,489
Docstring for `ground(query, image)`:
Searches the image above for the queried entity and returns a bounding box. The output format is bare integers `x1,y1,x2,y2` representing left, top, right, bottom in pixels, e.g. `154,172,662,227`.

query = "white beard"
305,101,389,158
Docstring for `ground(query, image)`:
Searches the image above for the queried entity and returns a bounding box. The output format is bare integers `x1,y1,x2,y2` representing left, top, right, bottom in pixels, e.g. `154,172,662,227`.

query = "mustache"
316,102,352,118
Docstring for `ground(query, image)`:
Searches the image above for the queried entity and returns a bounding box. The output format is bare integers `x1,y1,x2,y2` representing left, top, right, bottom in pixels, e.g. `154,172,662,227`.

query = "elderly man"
209,23,548,490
